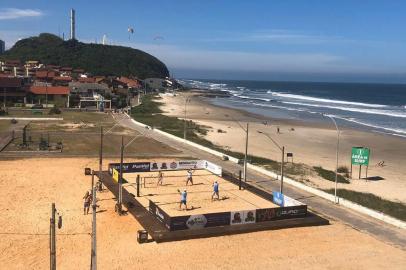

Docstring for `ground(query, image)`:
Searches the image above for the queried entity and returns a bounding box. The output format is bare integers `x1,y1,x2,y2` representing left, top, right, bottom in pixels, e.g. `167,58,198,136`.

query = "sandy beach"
0,158,405,269
160,92,406,203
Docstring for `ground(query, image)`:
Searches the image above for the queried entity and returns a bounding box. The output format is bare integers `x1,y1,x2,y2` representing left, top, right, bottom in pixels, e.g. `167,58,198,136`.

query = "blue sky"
0,0,405,83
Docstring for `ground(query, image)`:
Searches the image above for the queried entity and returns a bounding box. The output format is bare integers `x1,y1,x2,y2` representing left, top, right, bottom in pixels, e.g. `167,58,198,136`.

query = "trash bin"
137,230,148,244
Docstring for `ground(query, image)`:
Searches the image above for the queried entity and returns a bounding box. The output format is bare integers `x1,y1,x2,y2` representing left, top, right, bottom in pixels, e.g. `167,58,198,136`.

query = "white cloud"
200,29,355,45
0,8,44,20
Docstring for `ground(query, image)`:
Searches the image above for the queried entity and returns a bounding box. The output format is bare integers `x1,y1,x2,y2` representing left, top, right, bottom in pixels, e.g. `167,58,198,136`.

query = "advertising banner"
178,160,206,170
272,191,284,206
203,160,222,176
256,208,278,222
109,162,151,173
150,160,208,171
351,147,370,166
148,200,171,230
230,210,256,225
169,212,231,231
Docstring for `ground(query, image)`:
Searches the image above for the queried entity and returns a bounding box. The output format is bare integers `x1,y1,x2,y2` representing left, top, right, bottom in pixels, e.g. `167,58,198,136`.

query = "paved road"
117,114,406,249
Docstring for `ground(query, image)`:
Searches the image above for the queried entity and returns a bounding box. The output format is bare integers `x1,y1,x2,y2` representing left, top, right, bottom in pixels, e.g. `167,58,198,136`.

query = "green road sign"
351,147,370,166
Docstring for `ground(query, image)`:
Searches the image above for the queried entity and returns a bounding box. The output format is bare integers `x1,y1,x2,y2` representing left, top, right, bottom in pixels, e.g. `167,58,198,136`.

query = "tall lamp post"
257,130,285,194
224,114,249,182
323,114,340,204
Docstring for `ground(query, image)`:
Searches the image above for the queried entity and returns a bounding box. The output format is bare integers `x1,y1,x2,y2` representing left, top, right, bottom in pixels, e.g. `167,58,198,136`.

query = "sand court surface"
0,158,405,269
124,170,278,216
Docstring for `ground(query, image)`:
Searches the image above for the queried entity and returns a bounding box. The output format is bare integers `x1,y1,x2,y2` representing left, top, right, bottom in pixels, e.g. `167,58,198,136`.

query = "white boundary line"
125,113,406,230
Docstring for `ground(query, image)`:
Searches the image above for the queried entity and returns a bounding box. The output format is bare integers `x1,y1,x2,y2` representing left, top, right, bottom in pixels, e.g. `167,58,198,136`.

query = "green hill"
0,33,169,79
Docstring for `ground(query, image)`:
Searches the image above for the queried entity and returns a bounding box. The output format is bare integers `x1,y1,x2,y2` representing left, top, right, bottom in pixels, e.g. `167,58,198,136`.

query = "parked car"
31,104,44,109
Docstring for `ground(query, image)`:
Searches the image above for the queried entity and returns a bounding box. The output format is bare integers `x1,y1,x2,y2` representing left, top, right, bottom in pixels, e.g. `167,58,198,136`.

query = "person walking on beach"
83,190,92,215
212,181,220,201
186,169,194,186
178,189,188,210
157,171,164,186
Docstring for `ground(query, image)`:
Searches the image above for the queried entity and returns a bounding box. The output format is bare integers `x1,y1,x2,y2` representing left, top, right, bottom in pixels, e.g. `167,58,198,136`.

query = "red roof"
29,86,70,95
78,77,95,83
118,77,141,88
60,67,73,71
36,70,56,79
53,76,72,82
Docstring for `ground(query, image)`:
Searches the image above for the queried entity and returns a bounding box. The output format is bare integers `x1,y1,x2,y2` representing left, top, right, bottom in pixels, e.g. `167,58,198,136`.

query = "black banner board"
148,200,171,230
169,212,231,231
109,162,151,174
256,205,307,222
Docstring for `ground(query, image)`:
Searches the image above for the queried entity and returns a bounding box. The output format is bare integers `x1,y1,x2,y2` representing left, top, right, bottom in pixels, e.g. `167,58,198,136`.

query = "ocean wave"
235,95,272,102
333,116,406,136
282,101,406,118
270,92,388,108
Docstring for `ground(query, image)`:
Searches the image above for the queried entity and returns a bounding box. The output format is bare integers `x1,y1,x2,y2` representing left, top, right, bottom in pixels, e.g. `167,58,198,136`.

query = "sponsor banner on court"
169,212,231,231
178,160,206,170
150,160,208,171
149,200,171,230
108,162,150,174
256,205,307,222
256,208,278,222
203,160,222,176
230,210,256,225
277,205,307,218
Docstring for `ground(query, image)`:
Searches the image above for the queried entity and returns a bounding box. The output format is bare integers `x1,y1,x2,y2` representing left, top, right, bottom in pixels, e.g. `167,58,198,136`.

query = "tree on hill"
0,33,169,79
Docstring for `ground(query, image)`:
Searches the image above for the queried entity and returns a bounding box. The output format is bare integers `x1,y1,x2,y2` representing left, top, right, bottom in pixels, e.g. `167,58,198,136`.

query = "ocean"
178,79,406,138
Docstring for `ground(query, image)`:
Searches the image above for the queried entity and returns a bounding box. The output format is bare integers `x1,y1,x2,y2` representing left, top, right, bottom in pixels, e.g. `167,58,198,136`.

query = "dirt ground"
0,158,405,270
124,170,278,216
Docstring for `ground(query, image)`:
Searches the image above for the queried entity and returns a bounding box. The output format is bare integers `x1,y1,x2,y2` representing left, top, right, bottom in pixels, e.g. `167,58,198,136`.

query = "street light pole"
257,131,285,194
325,115,340,204
243,123,249,182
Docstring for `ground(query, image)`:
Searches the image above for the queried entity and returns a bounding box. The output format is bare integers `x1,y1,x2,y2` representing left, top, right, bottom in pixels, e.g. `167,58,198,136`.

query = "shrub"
337,165,349,173
49,106,62,115
313,166,350,183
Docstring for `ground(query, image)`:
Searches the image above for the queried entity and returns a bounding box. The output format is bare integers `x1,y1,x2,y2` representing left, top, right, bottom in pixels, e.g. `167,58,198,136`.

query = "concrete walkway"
116,113,406,249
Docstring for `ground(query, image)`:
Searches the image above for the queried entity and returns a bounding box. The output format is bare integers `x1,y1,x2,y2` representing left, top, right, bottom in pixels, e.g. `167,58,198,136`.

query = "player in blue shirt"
178,189,188,210
211,181,219,201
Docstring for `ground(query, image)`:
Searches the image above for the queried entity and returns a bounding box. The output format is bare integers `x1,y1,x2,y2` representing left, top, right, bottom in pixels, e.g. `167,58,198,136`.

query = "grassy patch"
324,189,406,221
314,166,350,183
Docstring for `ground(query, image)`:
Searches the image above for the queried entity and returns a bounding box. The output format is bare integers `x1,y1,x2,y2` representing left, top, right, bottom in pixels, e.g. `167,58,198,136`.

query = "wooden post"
238,170,242,190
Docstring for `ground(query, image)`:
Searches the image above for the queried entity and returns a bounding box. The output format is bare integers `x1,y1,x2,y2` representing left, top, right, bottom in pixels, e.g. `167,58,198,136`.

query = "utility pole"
90,186,97,270
50,203,56,270
243,123,249,182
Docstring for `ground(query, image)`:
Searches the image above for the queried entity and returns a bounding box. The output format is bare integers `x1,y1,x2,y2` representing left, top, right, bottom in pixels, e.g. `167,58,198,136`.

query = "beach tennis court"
123,169,279,217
